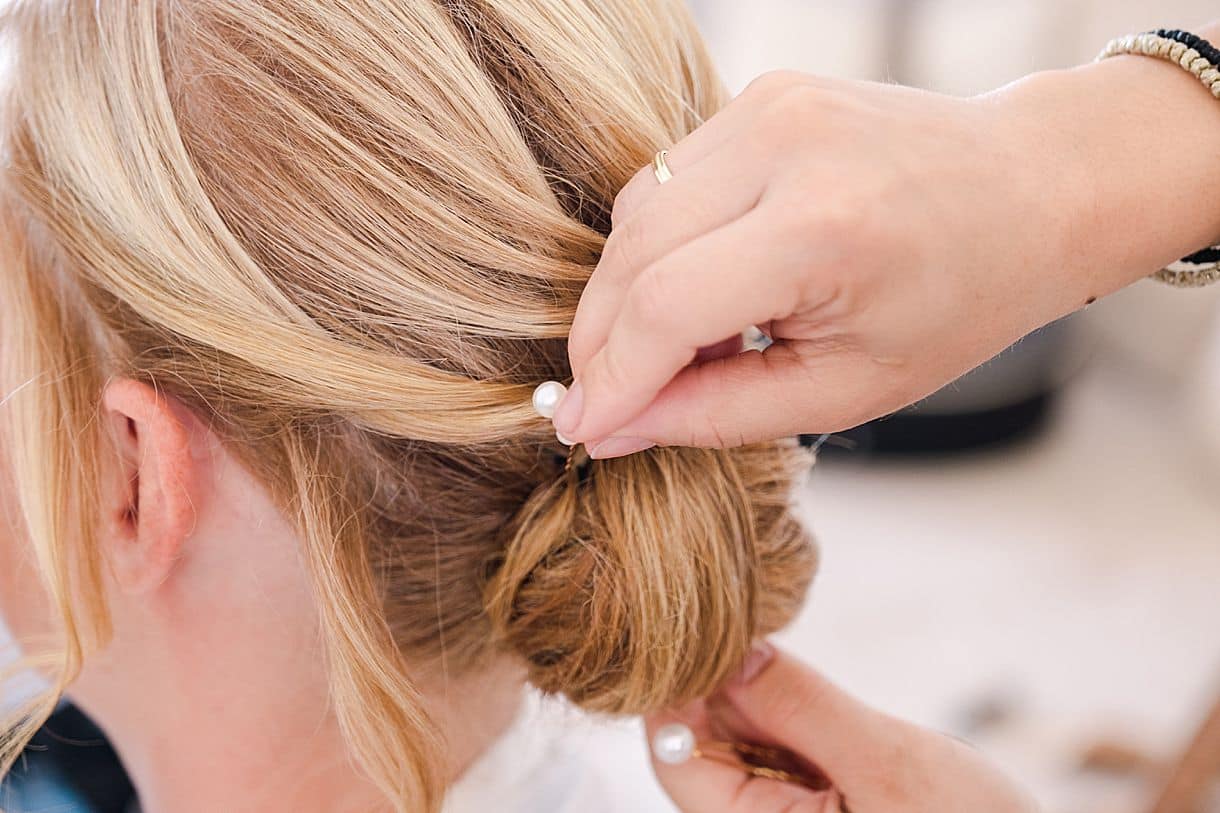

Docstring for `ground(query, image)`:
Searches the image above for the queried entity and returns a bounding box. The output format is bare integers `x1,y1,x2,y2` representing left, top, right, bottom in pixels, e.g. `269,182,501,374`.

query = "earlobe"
100,379,203,594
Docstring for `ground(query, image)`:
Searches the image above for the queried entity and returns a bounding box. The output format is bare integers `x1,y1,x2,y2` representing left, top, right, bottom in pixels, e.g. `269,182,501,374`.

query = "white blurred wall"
695,0,1220,90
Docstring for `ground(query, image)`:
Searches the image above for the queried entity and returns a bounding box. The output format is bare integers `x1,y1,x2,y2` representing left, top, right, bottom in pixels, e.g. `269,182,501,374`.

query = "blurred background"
591,3,1220,813
5,2,1220,812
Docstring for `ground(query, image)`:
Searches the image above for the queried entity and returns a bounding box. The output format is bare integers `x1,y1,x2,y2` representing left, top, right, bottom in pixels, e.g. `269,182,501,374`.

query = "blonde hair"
0,1,816,809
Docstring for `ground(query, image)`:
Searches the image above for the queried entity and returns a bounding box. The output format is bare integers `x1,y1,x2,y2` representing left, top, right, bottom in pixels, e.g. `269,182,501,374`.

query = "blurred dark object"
815,320,1074,457
1,702,136,813
822,393,1054,456
955,687,1024,738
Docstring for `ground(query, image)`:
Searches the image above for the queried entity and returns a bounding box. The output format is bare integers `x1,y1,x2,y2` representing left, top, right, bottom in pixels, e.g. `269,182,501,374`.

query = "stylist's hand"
557,58,1220,458
646,643,1039,813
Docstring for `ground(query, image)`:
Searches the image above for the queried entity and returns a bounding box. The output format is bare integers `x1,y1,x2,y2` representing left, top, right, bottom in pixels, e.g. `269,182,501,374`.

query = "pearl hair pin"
652,723,698,765
532,381,576,446
650,722,828,791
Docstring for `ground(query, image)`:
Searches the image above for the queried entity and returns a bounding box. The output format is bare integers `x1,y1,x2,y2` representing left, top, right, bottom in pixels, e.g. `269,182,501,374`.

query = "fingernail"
588,436,655,459
732,641,775,687
553,381,584,436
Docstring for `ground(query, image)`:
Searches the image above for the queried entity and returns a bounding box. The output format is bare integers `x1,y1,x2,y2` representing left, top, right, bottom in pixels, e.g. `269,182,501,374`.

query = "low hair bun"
484,442,817,714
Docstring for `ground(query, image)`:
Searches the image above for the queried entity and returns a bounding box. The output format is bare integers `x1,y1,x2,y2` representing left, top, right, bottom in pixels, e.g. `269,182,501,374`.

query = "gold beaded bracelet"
1099,30,1220,287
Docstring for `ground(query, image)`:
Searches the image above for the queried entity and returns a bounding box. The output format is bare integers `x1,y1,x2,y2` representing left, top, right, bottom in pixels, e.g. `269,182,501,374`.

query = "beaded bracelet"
1099,30,1220,287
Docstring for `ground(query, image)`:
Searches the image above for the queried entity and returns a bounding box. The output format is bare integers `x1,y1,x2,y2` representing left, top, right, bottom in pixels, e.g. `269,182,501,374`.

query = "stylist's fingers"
659,644,1040,813
608,69,815,226
568,150,766,377
570,72,821,380
721,644,1041,813
645,703,839,813
717,643,918,809
558,211,826,443
585,344,902,454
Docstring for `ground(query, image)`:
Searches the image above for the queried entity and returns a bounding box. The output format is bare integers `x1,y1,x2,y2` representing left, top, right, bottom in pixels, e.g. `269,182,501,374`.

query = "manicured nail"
732,641,776,687
553,380,584,436
588,436,655,459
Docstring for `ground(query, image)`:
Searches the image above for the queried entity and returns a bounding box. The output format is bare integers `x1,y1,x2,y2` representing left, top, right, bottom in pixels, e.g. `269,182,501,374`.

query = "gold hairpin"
652,723,830,790
693,741,811,785
534,381,592,481
564,443,591,477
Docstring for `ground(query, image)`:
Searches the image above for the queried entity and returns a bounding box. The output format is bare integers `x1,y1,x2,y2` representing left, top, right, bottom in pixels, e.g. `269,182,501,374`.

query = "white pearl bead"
555,429,576,447
742,324,774,353
532,381,567,420
652,723,696,766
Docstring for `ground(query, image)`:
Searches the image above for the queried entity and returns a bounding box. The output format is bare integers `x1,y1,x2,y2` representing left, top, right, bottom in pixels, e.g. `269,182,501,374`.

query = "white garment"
443,693,675,813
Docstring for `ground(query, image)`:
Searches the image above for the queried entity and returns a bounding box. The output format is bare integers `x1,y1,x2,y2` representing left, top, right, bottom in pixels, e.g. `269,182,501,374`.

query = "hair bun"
484,442,816,714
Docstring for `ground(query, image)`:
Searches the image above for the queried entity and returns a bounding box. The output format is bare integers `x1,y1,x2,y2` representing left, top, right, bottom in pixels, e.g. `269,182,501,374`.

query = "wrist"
989,27,1220,312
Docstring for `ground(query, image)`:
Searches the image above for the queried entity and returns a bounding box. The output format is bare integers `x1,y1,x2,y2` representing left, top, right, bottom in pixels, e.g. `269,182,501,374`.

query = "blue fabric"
2,758,94,813
1,703,136,813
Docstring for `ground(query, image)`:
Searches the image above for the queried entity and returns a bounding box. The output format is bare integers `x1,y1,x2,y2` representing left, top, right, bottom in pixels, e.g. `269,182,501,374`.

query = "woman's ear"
99,379,206,594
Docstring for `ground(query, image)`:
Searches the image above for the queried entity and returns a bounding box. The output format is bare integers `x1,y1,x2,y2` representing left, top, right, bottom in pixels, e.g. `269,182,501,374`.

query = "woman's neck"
74,662,526,813
86,691,393,813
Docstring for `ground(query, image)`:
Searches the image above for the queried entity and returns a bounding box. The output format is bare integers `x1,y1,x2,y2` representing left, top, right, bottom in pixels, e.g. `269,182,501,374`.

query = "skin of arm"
555,20,1220,454
997,19,1220,311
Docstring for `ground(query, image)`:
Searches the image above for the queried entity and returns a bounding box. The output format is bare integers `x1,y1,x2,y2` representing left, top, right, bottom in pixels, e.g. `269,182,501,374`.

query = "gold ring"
653,149,674,184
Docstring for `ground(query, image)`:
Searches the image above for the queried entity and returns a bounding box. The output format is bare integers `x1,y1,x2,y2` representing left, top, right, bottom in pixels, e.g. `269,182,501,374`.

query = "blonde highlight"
0,1,816,809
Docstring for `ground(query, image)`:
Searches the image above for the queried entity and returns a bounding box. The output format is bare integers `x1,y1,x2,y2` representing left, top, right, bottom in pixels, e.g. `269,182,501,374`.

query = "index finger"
556,211,804,443
567,148,767,381
569,72,814,378
608,70,812,227
720,646,926,807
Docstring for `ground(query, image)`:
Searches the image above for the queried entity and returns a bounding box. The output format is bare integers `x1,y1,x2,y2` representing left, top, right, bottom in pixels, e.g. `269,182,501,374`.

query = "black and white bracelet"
1099,29,1220,287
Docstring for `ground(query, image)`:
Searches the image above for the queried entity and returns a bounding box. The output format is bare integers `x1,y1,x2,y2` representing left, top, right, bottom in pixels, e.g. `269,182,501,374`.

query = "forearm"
994,21,1220,312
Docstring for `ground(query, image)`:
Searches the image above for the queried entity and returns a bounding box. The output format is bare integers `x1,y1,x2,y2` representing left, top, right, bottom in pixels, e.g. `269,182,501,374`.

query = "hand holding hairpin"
651,722,829,790
646,643,1038,813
